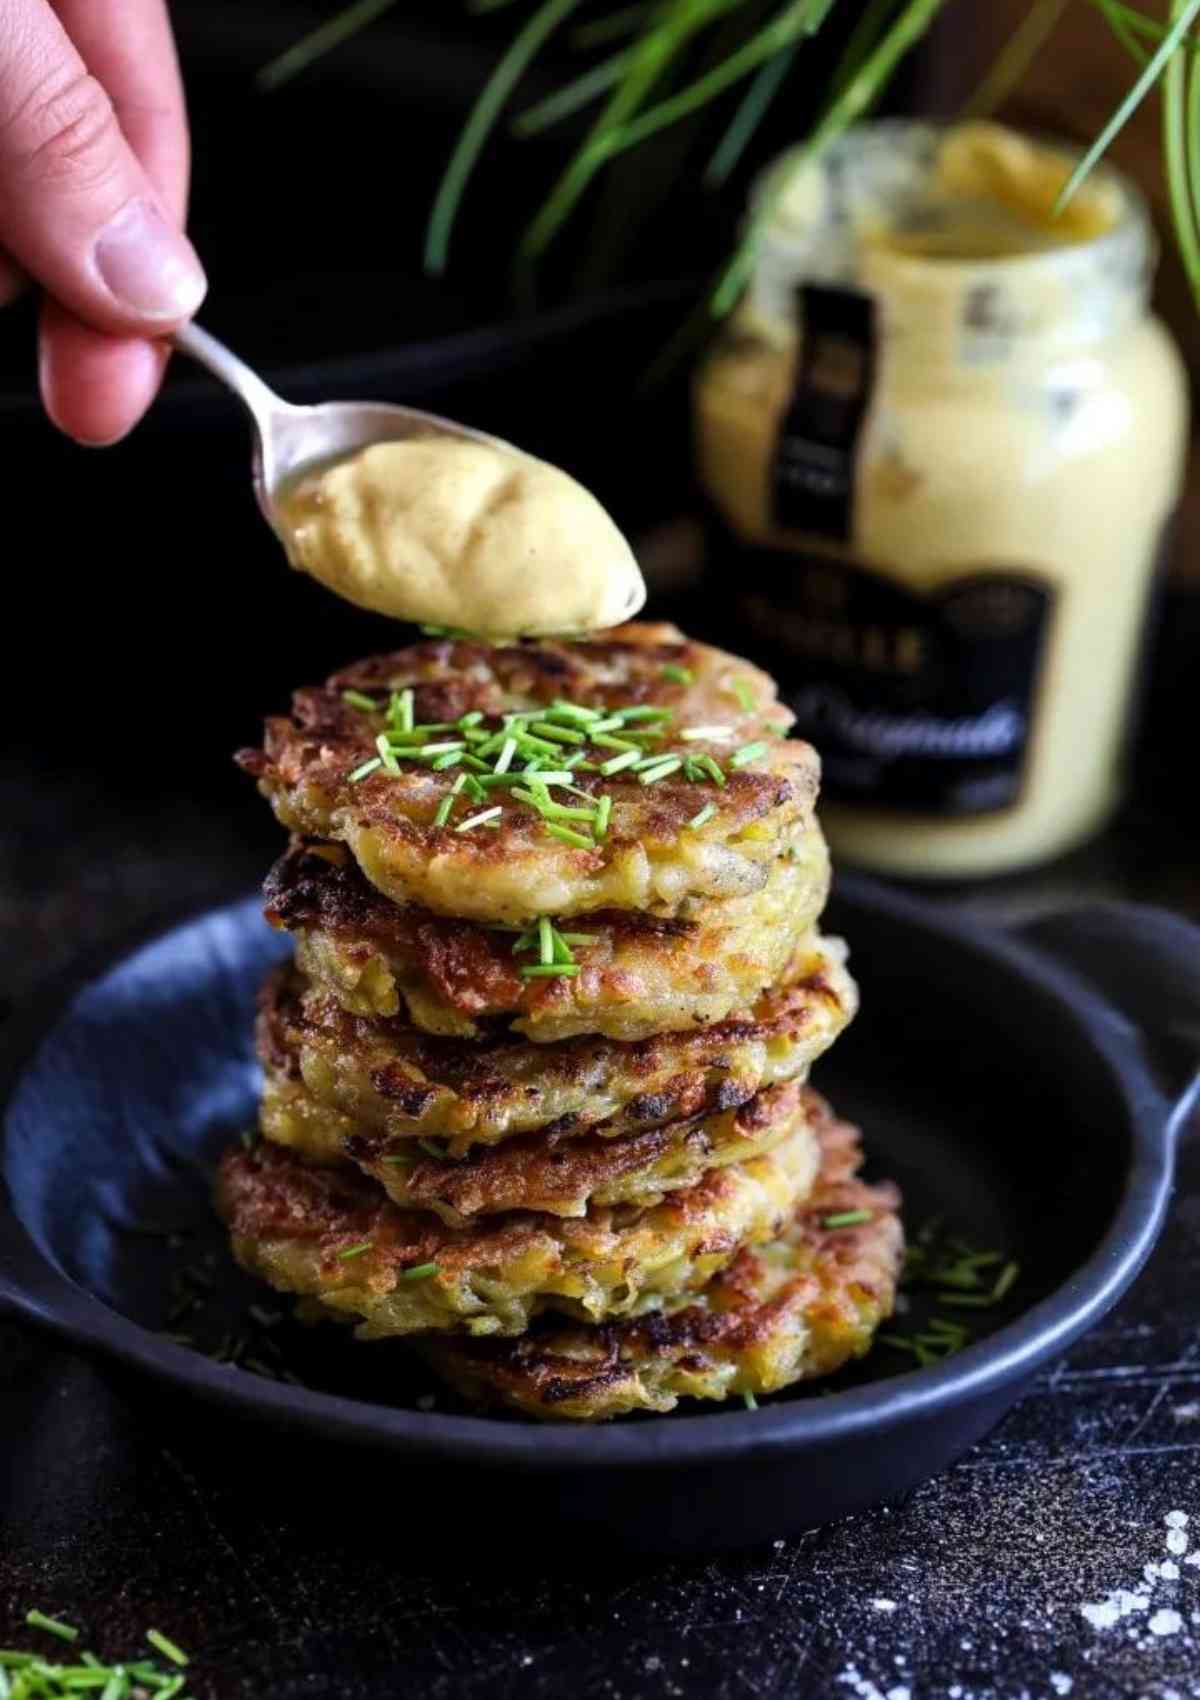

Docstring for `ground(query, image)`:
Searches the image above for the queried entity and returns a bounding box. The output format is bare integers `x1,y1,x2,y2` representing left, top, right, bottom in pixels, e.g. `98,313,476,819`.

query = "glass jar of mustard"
694,121,1188,878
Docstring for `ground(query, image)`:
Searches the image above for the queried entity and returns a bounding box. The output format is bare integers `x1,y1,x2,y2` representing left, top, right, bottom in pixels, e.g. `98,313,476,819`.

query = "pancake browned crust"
261,1078,812,1225
424,1099,902,1419
236,623,820,924
257,937,858,1155
265,831,830,1041
216,1119,818,1338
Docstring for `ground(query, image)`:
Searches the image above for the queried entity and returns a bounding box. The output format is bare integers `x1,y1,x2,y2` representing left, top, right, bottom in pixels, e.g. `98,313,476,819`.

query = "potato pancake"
257,936,857,1155
216,1119,818,1338
424,1098,902,1418
237,622,820,924
264,829,830,1041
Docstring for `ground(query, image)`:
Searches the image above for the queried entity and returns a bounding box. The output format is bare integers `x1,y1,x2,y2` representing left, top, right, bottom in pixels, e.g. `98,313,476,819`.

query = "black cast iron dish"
2,877,1198,1553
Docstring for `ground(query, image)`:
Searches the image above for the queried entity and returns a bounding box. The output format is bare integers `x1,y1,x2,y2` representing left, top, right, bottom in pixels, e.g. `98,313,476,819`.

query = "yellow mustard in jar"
694,121,1188,878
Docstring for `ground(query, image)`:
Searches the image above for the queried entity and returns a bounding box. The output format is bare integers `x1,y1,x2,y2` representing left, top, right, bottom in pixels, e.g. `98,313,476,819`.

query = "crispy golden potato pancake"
216,1120,817,1338
237,623,819,924
265,831,830,1041
258,1078,811,1225
257,937,857,1155
425,1098,902,1418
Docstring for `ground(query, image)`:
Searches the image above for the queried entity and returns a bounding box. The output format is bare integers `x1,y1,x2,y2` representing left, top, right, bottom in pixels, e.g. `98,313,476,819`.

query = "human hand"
1,0,206,444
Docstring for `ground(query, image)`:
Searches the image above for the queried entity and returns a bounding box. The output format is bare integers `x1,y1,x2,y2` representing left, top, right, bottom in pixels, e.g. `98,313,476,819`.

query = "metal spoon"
172,320,501,539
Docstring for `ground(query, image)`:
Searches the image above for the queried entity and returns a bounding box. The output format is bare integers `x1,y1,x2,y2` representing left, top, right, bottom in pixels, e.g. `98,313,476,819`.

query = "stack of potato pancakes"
221,622,902,1420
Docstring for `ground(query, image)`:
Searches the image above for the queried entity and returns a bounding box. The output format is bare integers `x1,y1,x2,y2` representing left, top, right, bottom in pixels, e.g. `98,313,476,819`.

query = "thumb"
0,1,206,333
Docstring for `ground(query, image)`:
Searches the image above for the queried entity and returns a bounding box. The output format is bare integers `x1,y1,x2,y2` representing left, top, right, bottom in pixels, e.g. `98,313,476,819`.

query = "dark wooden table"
2,757,1199,1700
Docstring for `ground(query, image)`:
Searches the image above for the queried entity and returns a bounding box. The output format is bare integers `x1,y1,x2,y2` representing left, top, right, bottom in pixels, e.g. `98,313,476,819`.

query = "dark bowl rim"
0,874,1179,1472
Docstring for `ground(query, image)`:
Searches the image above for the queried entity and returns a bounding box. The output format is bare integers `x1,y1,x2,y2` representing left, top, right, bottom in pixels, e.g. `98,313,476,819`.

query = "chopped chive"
433,793,455,829
399,1262,441,1281
823,1209,872,1228
413,741,466,758
637,758,682,785
590,732,640,754
661,664,693,684
544,822,595,849
144,1633,187,1669
530,721,587,745
992,1262,1020,1301
337,1242,373,1262
25,1614,79,1644
520,963,582,978
342,689,380,712
420,623,477,640
550,927,575,965
538,915,554,965
938,1293,996,1309
393,688,414,733
548,700,603,724
585,714,627,735
728,677,757,712
458,710,484,729
699,755,727,785
557,932,597,948
681,724,734,742
493,736,518,774
743,1390,758,1410
348,756,382,784
730,741,768,769
594,794,612,838
511,790,596,820
461,753,492,773
618,706,672,723
687,803,717,830
431,751,462,772
599,750,640,777
456,805,504,832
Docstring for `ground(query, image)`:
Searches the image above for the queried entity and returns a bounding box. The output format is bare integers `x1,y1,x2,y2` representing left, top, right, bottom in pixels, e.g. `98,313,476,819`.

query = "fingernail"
93,198,207,322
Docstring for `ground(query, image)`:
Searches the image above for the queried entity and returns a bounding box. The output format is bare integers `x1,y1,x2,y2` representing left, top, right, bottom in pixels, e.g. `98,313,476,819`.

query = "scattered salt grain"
871,1600,897,1614
1050,1677,1073,1696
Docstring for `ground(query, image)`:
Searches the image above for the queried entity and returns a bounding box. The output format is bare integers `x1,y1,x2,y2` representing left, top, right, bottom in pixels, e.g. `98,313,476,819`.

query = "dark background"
2,4,1199,1696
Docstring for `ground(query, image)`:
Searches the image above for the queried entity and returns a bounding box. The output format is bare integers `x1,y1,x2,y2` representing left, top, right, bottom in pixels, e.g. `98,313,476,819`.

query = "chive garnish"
619,706,672,722
637,757,682,785
25,1614,79,1645
591,733,640,754
420,623,478,640
348,757,382,783
544,822,595,849
687,803,717,830
730,741,768,769
375,732,401,775
520,962,582,978
433,793,455,829
336,1242,373,1262
661,664,693,685
456,806,503,832
531,721,587,744
594,795,612,838
680,724,734,742
145,1633,188,1669
399,1262,440,1281
742,1390,758,1411
393,688,414,733
493,737,518,774
992,1261,1020,1301
823,1209,872,1229
538,915,554,966
599,750,640,777
342,689,380,712
728,677,756,712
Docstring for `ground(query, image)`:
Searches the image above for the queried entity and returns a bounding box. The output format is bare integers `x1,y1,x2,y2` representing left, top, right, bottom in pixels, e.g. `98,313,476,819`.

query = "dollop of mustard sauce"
276,434,646,638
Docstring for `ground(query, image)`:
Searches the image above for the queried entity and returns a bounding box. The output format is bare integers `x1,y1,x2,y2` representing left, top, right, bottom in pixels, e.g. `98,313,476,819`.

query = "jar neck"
746,121,1154,379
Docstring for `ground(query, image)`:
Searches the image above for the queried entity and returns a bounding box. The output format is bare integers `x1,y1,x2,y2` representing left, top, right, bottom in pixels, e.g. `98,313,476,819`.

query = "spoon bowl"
173,321,510,538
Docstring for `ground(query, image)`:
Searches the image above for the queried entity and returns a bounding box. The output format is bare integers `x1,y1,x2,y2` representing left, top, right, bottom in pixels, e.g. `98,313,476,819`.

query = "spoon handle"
172,321,287,432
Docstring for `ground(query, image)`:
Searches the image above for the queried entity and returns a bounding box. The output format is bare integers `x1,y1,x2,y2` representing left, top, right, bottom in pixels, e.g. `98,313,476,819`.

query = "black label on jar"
771,284,876,541
735,552,1056,816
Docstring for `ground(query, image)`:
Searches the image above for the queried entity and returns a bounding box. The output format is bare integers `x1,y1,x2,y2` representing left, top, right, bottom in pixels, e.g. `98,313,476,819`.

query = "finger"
0,0,205,335
50,0,189,218
39,295,168,445
0,251,25,306
39,0,193,441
